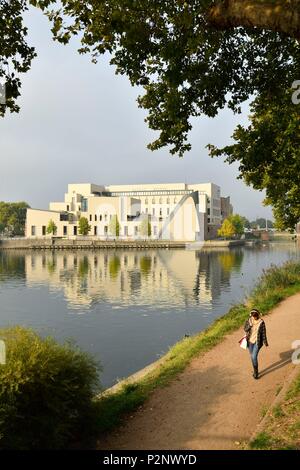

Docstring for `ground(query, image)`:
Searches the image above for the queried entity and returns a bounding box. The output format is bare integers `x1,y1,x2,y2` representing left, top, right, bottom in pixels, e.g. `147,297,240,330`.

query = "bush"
0,326,101,449
246,261,300,314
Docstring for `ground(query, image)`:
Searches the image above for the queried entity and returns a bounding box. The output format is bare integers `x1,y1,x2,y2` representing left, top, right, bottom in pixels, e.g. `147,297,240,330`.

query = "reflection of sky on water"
0,244,299,387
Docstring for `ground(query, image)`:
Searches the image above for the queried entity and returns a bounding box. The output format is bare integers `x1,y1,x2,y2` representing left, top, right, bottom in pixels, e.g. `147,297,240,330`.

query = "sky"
0,8,273,221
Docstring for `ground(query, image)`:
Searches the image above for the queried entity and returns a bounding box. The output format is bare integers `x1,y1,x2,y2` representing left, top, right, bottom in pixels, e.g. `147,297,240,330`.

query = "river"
0,243,299,388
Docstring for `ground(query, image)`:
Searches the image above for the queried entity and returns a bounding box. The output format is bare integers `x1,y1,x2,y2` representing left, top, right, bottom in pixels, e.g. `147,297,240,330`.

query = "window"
159,197,162,204
94,226,97,236
145,208,148,214
95,214,97,222
104,214,107,222
124,226,128,236
104,226,108,235
152,198,155,204
89,214,92,222
134,226,138,236
63,226,67,236
60,213,68,221
42,226,46,236
152,208,155,216
159,208,162,217
153,226,157,236
78,206,81,211
67,205,69,211
73,226,77,236
81,198,88,212
167,198,170,204
31,226,36,236
145,198,148,205
167,208,170,216
174,198,177,204
100,215,102,221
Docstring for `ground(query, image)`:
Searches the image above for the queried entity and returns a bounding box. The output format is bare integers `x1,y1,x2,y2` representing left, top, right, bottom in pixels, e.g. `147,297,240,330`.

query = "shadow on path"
98,364,239,450
259,350,293,378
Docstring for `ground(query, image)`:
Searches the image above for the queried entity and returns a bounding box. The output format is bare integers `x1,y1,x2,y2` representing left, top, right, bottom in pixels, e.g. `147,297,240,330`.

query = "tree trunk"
207,0,300,40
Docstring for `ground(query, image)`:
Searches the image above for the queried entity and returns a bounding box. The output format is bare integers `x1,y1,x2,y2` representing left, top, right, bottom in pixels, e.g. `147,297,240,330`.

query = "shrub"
0,326,101,449
250,261,300,312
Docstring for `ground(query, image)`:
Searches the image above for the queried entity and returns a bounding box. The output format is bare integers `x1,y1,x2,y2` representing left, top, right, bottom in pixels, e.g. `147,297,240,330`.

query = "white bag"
238,335,248,350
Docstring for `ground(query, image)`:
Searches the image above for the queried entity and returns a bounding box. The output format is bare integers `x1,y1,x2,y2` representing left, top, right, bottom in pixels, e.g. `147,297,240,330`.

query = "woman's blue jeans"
248,342,259,368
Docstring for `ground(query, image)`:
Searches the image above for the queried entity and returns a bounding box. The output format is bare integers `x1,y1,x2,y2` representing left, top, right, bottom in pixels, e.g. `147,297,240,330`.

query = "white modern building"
26,182,232,241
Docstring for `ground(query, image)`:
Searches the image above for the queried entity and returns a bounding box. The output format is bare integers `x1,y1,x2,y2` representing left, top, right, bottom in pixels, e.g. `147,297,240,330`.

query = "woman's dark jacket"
244,318,268,350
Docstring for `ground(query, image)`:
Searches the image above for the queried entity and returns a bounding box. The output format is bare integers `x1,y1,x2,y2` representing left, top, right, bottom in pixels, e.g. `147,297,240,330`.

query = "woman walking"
244,309,269,379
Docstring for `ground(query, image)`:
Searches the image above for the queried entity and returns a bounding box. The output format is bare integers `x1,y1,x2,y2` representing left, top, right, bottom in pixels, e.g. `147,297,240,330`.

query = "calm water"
0,244,299,388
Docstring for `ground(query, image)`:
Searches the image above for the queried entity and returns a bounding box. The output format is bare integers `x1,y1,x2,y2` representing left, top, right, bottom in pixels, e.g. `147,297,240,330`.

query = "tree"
228,214,245,236
250,218,274,230
108,214,120,237
139,217,151,238
1,1,299,152
1,2,300,228
47,219,57,235
240,216,251,230
0,202,29,236
78,217,91,236
209,90,300,230
218,219,235,239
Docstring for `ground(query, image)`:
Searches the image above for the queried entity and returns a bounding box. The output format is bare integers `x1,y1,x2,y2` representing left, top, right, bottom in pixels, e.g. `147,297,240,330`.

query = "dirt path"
98,294,300,450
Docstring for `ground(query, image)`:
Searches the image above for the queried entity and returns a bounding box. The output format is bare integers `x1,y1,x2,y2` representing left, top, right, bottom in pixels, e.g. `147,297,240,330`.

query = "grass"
249,372,300,450
261,405,269,418
249,432,274,450
94,260,300,436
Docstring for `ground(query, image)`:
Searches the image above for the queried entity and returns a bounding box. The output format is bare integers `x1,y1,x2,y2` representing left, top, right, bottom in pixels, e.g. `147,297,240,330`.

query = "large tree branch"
208,0,300,39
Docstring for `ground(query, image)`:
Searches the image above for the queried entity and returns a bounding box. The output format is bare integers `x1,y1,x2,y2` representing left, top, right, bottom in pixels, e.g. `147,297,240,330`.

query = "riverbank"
0,237,247,250
0,238,185,250
94,261,300,449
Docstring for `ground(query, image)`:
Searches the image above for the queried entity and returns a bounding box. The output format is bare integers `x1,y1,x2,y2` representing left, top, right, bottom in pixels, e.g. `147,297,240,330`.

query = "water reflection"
0,251,26,281
0,245,299,388
0,249,245,310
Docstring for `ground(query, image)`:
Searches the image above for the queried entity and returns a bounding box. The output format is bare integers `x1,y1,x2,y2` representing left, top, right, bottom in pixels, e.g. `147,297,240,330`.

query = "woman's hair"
250,309,260,318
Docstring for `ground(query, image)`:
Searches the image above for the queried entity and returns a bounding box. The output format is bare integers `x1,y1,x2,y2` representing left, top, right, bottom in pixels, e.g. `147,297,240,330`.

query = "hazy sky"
0,8,273,221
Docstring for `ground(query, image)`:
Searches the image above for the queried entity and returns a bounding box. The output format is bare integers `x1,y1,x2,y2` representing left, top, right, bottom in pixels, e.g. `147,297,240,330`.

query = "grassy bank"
249,371,300,450
94,261,300,434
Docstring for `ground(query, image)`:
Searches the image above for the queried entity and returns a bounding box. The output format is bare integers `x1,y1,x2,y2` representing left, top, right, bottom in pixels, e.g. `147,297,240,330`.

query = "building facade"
26,182,231,241
221,196,233,222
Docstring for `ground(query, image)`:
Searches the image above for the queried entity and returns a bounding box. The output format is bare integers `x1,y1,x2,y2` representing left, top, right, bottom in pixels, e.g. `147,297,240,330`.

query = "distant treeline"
0,202,30,236
245,218,274,230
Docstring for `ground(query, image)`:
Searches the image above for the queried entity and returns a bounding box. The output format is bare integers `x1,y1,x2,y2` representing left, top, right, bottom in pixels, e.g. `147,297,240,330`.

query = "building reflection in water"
0,249,246,310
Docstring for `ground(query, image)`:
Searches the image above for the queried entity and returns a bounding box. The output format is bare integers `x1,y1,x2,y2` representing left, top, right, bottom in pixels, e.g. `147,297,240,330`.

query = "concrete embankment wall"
0,238,247,250
0,238,187,250
202,240,245,248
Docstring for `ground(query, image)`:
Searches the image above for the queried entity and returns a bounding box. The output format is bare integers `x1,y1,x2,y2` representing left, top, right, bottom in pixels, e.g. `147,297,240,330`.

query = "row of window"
31,225,71,236
89,214,110,222
145,208,170,216
87,208,170,222
31,225,159,237
144,198,177,205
